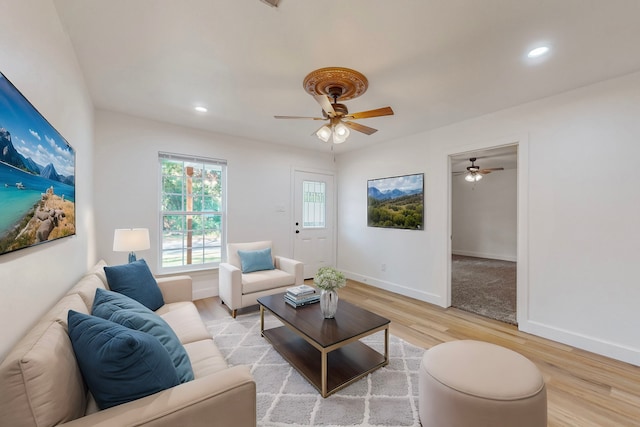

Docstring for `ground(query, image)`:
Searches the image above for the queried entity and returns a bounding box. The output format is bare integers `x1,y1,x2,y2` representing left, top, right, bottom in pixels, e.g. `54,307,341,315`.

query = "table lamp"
113,228,150,263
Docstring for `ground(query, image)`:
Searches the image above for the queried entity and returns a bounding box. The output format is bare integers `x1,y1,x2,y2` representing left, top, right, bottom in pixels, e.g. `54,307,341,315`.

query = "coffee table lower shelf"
261,325,387,397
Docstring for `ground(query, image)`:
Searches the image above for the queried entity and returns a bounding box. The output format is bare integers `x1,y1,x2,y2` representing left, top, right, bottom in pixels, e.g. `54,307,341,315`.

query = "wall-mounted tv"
367,173,424,230
0,71,76,256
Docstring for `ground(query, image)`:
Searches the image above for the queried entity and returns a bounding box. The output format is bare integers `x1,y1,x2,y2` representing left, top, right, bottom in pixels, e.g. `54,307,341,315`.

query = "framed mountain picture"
367,173,423,230
0,71,76,256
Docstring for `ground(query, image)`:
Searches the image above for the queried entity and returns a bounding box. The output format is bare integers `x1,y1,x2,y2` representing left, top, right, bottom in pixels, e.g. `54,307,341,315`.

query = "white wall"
0,0,95,359
93,110,335,298
337,71,640,366
452,168,517,261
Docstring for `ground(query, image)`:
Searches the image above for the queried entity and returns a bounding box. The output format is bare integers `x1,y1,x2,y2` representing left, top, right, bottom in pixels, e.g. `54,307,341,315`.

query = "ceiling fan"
453,157,504,182
274,67,394,144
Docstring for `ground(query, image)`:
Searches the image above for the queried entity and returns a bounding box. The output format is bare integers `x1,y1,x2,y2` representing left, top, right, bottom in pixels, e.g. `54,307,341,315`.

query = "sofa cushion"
67,310,180,410
108,308,194,383
66,273,108,310
104,259,164,310
157,302,212,344
183,340,228,378
242,269,296,294
237,247,275,273
0,321,86,427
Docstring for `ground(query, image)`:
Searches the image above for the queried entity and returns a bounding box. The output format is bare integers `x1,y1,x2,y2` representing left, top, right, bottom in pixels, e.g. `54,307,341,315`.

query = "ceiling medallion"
303,67,368,101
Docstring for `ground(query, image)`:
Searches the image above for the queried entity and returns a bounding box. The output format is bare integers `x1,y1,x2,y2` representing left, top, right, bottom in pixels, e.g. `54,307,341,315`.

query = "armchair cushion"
237,247,275,273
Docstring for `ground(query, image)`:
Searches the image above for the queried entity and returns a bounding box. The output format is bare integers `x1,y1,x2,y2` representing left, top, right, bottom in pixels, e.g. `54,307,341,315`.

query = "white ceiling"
53,0,640,153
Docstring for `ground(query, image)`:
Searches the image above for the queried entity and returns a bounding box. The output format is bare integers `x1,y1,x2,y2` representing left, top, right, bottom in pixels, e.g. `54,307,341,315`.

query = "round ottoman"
419,340,546,427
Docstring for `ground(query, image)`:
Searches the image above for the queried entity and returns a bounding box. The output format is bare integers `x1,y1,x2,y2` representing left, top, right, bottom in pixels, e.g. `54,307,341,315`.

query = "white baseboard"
519,319,640,367
452,249,517,262
342,270,443,306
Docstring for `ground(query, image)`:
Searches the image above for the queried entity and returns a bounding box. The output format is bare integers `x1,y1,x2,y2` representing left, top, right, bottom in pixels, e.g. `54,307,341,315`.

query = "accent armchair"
219,240,303,317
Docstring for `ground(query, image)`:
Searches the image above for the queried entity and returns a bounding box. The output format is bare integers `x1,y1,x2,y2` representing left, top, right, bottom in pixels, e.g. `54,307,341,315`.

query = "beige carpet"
206,311,424,426
451,255,517,325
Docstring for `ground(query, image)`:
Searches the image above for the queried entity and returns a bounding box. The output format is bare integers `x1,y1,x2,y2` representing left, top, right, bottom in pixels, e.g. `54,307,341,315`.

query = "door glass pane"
303,180,325,228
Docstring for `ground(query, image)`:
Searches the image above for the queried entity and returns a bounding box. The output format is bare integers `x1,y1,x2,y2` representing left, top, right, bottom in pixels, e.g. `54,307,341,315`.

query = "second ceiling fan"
454,157,504,182
275,67,394,144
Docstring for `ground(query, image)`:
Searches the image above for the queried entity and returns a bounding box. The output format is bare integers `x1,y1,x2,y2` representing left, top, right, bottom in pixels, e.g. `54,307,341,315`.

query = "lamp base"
128,252,137,263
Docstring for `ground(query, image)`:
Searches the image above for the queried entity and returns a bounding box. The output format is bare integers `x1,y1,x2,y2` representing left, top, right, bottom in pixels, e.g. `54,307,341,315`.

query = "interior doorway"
449,145,518,324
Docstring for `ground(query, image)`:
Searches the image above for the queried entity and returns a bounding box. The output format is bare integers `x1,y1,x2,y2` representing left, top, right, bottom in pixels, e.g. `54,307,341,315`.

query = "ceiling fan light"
316,125,332,142
464,172,483,182
332,122,350,144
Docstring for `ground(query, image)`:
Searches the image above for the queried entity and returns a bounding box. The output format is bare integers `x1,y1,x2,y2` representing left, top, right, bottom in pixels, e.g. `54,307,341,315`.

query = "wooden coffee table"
257,293,390,397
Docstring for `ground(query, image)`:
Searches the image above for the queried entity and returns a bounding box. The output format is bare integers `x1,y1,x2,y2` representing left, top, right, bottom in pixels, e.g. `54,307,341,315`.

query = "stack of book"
284,284,319,308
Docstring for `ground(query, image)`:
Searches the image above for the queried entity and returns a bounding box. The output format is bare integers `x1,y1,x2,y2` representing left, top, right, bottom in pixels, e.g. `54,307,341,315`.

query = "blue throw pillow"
67,310,180,410
103,260,164,311
92,288,152,318
108,309,194,383
237,247,275,273
92,289,193,383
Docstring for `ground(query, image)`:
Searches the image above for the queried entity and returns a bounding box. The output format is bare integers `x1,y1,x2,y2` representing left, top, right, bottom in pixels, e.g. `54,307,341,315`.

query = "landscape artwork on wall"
0,71,76,256
367,173,424,230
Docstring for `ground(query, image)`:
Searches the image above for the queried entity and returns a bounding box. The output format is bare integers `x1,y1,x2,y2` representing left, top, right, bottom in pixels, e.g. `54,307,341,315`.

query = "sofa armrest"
274,256,304,285
218,263,243,310
59,365,256,427
155,275,193,303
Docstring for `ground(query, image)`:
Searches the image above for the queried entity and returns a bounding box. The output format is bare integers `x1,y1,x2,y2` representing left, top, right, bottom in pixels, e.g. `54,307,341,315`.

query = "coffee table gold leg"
260,305,265,336
384,327,389,366
321,349,328,397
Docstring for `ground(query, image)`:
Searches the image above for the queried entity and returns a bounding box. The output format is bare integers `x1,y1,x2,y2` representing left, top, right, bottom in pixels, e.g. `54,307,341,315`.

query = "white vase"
320,289,339,319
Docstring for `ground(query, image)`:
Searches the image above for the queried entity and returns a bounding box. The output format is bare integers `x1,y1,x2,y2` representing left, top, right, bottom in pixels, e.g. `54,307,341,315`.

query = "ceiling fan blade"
313,95,336,117
274,115,325,120
479,167,505,174
346,106,394,120
343,121,378,135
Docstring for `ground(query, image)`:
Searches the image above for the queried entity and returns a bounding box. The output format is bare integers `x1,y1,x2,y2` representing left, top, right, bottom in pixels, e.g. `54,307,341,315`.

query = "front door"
293,170,335,279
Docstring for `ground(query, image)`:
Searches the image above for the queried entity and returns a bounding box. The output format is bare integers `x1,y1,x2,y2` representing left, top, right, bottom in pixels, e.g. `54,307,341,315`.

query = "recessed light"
527,46,550,58
194,106,208,113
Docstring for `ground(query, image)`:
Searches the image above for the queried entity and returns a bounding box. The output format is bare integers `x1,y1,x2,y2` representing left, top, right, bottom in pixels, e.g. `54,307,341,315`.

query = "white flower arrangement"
314,266,347,291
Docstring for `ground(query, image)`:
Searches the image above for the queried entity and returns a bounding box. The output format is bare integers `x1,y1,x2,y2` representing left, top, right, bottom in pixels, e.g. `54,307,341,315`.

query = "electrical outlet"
381,263,386,272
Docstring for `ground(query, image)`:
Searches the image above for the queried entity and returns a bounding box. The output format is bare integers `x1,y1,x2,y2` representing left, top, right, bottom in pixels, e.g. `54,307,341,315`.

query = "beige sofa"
219,240,303,317
0,260,256,427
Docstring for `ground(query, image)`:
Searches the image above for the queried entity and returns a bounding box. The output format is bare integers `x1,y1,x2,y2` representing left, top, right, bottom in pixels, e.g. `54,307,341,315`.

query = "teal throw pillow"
92,289,193,383
67,310,180,410
108,309,194,383
103,259,164,311
92,288,152,318
237,247,275,273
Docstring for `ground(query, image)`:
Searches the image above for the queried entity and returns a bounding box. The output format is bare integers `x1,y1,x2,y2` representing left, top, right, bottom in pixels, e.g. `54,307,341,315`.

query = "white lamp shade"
113,228,150,252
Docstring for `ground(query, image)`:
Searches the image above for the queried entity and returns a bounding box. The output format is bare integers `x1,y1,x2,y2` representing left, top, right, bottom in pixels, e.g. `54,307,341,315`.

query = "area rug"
451,254,517,325
206,312,424,427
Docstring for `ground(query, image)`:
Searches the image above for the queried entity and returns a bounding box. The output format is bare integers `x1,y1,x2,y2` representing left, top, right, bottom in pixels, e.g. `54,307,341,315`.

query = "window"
159,152,226,272
302,180,326,228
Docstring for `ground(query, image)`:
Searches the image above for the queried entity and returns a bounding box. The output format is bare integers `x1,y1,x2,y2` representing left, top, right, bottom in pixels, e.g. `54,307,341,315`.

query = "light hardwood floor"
195,280,640,427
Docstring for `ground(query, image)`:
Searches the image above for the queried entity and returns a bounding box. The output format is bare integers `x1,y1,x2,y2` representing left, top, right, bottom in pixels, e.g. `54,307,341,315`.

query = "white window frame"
158,151,227,274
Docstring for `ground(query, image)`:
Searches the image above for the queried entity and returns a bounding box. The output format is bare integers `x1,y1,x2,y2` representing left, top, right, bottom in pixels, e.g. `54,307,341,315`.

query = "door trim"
446,135,529,326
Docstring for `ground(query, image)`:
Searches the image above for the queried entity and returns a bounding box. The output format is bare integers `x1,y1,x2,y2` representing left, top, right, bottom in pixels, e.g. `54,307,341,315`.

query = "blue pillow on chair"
237,247,275,273
103,259,164,311
67,310,180,410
